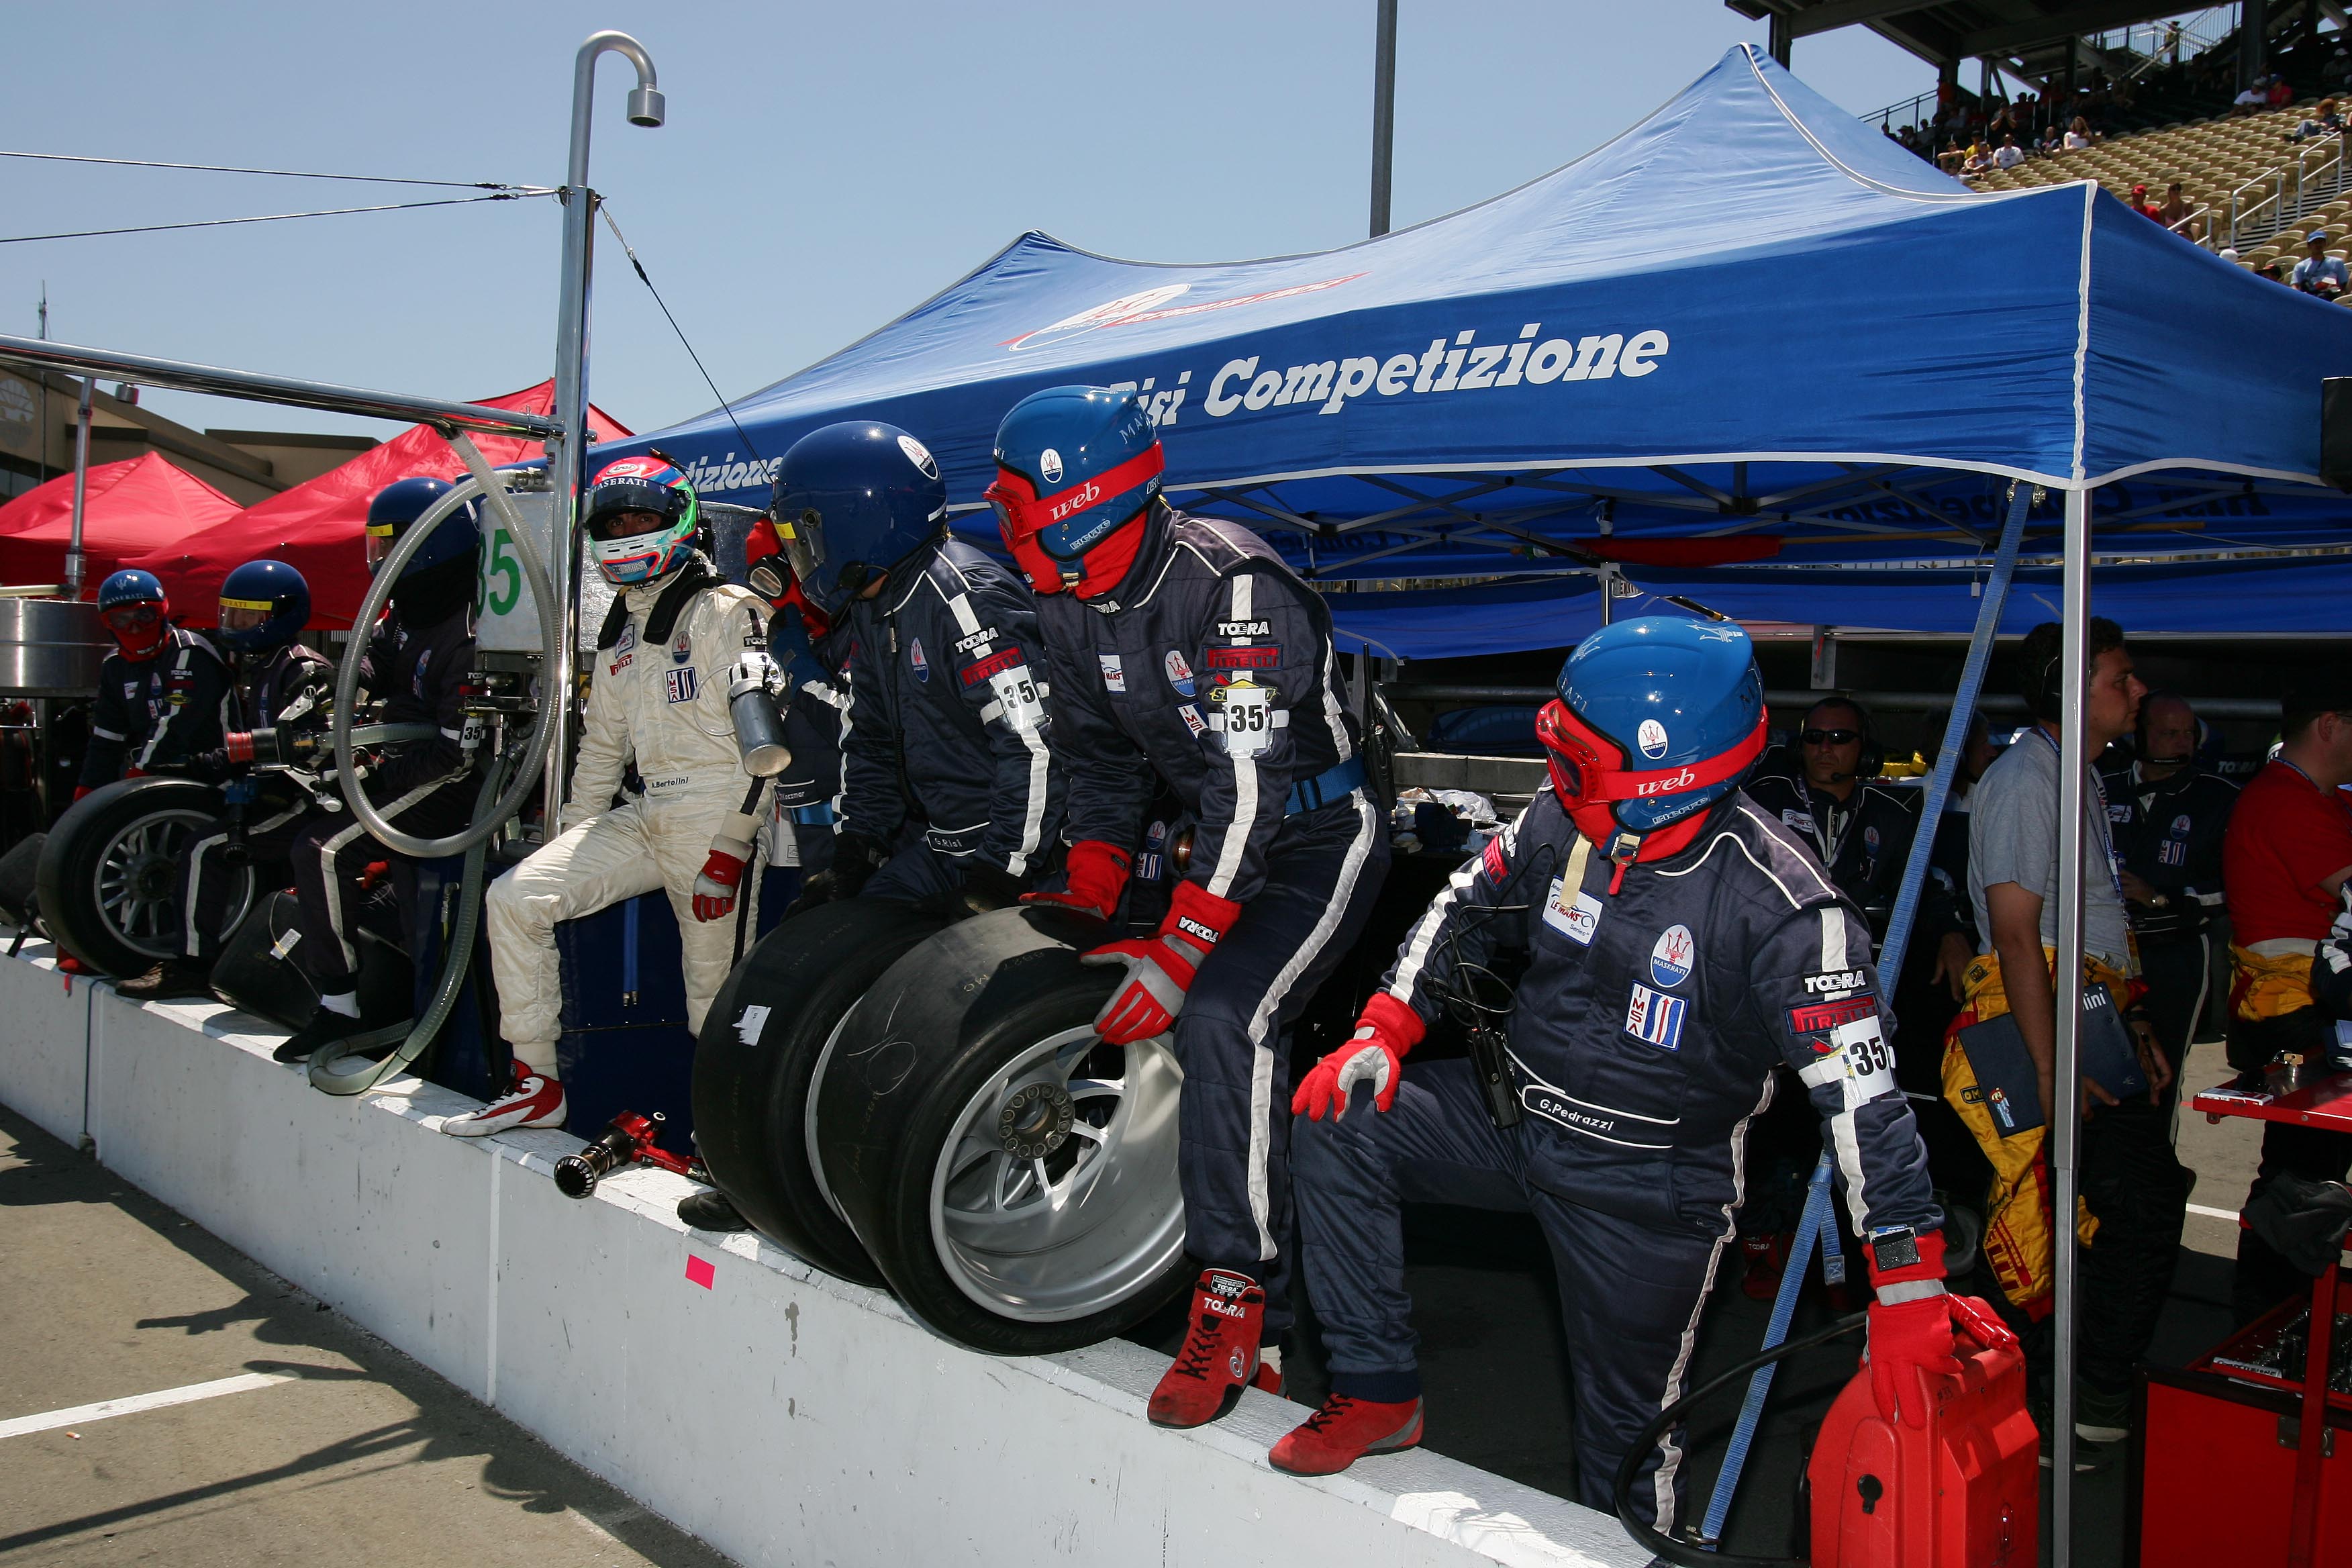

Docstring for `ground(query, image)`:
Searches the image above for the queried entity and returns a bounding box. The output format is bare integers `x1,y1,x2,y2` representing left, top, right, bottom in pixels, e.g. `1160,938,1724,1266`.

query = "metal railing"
2228,132,2350,249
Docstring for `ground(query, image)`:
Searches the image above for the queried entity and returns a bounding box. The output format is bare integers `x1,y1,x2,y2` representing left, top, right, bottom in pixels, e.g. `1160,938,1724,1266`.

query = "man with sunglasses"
768,420,1062,917
1275,618,1978,1530
467,456,779,1138
1745,698,1918,935
78,569,232,800
989,385,1387,1432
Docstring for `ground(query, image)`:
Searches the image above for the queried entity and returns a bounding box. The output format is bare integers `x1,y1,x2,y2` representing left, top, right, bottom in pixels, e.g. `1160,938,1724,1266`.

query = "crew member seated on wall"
1277,618,1982,1536
742,513,849,883
769,420,1063,918
118,560,334,1001
459,457,779,1139
988,385,1389,1431
266,479,485,1064
77,569,232,799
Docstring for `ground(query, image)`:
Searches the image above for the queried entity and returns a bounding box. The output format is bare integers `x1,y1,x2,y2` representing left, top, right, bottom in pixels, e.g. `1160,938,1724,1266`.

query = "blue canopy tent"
609,43,2352,649
603,41,2351,1528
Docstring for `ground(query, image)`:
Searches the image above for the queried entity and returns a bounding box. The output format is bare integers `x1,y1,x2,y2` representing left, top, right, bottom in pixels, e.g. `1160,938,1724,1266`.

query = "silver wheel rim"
90,806,252,962
927,1026,1185,1324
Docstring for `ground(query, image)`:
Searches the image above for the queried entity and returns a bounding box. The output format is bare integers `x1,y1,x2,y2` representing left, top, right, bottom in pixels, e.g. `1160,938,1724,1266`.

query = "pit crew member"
771,420,1061,916
462,456,779,1137
78,569,231,797
117,559,333,1000
268,478,485,1064
1277,618,1985,1533
989,385,1389,1430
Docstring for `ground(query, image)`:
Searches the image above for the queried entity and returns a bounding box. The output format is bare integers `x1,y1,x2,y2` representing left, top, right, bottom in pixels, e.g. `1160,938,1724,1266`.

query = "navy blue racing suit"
178,641,336,961
1033,506,1390,1336
1293,789,1939,1528
80,628,233,789
766,617,848,877
835,538,1063,903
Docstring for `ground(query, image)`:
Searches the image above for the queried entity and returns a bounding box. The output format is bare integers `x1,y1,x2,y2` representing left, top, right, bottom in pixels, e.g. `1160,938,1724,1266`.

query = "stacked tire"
38,777,252,977
693,902,1192,1355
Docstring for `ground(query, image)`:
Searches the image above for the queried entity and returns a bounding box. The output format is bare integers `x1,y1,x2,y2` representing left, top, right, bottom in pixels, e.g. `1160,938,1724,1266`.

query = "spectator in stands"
2129,184,2164,222
1995,135,2026,170
2326,46,2352,95
2259,258,2289,283
1937,136,1967,174
2224,669,2352,1323
2292,230,2349,297
2291,98,2345,142
2102,693,2238,1126
1963,140,1994,177
2237,79,2270,115
2269,73,2297,110
1939,618,2186,1449
2065,115,2097,150
2157,181,2197,235
2039,121,2068,156
1988,100,2024,146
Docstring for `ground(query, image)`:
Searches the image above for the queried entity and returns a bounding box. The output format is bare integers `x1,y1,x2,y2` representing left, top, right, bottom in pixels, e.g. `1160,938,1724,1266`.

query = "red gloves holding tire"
1294,992,1425,1119
1023,839,1132,922
1863,1228,2016,1428
1083,880,1235,1044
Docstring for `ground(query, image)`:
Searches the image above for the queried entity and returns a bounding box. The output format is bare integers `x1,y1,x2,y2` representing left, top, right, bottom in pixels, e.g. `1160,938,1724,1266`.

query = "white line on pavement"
0,1371,295,1440
2186,1202,2242,1224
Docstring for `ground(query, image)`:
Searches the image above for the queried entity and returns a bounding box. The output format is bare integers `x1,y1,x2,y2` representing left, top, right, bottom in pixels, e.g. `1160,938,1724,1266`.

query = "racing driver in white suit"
448,455,776,1136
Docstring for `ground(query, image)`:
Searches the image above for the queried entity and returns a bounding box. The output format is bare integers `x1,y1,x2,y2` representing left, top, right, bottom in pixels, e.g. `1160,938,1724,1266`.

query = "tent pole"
65,377,91,600
1369,0,1398,238
2050,482,2093,1564
548,31,663,836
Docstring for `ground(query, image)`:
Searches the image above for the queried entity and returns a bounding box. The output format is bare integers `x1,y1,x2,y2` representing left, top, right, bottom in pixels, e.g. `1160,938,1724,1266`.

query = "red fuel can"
1806,1332,2039,1567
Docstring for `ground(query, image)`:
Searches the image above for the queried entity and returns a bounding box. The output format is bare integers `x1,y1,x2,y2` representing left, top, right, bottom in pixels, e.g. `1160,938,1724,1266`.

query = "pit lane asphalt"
0,1101,736,1568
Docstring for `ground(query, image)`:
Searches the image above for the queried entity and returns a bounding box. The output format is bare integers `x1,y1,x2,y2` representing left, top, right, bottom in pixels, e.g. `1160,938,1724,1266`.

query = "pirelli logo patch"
1788,995,1877,1037
1204,644,1279,671
961,648,1024,686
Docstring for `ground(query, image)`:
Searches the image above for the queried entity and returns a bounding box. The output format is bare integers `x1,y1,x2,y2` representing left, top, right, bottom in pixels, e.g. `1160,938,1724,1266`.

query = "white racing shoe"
441,1061,567,1137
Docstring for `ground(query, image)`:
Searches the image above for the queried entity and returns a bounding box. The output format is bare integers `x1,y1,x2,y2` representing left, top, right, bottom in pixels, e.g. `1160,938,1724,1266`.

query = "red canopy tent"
0,453,244,596
122,381,632,630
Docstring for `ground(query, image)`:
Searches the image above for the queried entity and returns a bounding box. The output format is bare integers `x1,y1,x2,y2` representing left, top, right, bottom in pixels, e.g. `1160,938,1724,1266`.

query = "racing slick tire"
813,905,1190,1355
37,777,253,978
690,898,949,1285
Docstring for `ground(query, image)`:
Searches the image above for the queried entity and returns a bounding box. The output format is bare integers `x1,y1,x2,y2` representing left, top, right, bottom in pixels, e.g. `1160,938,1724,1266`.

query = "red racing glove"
1863,1229,2013,1428
1081,881,1238,1045
1022,839,1132,921
1294,991,1425,1120
71,785,93,803
691,838,752,923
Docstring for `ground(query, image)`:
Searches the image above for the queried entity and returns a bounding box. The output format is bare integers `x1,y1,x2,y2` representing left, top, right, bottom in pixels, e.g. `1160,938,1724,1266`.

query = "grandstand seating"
1968,97,2352,282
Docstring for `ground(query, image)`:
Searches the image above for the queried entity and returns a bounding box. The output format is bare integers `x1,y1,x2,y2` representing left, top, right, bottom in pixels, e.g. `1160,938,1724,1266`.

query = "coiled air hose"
307,432,563,1095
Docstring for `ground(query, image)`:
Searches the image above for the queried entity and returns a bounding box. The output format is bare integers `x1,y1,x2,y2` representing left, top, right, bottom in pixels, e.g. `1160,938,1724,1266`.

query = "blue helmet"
1536,616,1767,855
97,568,170,658
215,559,310,654
987,385,1163,599
769,422,947,618
366,476,481,579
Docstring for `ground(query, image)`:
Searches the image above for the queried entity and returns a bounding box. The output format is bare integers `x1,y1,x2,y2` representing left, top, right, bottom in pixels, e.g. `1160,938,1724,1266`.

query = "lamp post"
546,30,663,827
1369,0,1397,237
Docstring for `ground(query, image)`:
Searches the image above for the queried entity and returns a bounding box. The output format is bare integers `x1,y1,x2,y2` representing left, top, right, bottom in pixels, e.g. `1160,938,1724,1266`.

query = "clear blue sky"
3,2,1926,442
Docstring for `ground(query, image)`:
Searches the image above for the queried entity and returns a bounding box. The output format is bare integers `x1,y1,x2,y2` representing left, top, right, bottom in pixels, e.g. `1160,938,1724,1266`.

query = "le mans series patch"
1099,652,1126,692
1624,983,1686,1050
1542,875,1603,945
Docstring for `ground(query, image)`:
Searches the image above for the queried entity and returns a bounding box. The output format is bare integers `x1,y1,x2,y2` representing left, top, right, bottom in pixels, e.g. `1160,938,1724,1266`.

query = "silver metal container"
0,599,109,695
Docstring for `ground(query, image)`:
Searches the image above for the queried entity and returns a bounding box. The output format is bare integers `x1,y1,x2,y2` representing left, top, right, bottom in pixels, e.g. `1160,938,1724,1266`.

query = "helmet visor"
588,507,669,543
775,507,826,592
101,603,160,635
364,522,397,573
219,597,273,634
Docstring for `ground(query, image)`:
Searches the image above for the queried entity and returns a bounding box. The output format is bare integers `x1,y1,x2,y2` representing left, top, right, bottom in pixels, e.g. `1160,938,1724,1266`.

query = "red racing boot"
1148,1268,1269,1428
1269,1393,1426,1475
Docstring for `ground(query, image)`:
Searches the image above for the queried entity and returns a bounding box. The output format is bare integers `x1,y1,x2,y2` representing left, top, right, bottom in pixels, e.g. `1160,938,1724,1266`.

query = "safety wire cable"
597,201,767,465
0,146,558,246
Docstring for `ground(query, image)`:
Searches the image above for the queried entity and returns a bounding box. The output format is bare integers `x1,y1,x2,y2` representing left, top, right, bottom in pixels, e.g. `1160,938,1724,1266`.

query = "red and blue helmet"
584,456,701,587
97,568,170,660
987,385,1164,599
1537,616,1767,857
